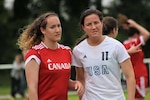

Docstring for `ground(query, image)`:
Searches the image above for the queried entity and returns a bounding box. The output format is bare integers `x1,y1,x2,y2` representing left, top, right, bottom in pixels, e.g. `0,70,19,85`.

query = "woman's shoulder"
72,40,87,54
31,42,46,50
25,43,42,58
74,39,86,47
105,36,123,45
58,43,71,50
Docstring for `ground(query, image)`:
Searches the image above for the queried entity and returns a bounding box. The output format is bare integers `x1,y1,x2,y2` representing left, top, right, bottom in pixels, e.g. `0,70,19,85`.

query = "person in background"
17,11,83,100
19,50,27,98
10,54,25,100
72,8,135,100
103,16,142,54
117,14,150,100
18,58,26,98
102,15,142,94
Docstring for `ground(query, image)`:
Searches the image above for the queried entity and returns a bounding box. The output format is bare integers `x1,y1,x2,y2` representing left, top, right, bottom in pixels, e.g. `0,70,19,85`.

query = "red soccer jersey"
123,37,148,78
25,42,71,100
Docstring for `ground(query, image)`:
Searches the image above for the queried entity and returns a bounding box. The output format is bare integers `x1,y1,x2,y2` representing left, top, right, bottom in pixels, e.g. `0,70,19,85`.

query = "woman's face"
15,55,22,63
41,16,62,42
82,14,103,39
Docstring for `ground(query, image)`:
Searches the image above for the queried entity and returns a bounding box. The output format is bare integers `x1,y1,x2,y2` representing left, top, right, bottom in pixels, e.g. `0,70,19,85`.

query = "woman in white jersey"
72,8,135,100
17,12,83,100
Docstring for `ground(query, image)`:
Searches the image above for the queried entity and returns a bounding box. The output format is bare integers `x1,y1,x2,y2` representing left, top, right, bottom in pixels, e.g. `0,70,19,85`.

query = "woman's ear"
40,27,45,35
81,25,85,32
112,28,116,34
112,27,118,38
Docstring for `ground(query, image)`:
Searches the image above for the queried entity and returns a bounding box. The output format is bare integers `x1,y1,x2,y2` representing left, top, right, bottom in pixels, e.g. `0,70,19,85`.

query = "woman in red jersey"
17,12,83,100
118,14,150,100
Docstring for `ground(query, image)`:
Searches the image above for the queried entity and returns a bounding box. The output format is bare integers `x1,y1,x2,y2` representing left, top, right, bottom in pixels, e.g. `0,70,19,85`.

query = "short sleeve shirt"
72,36,130,100
25,42,71,100
123,36,148,78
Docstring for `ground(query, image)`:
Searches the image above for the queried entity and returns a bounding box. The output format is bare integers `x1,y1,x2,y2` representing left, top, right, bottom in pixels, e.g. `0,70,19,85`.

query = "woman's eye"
50,24,61,29
86,23,91,26
50,25,56,29
94,21,99,25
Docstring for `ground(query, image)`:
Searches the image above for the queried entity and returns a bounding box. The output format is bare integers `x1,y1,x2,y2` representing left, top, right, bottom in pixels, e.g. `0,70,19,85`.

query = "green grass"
0,86,10,95
0,88,150,100
68,94,79,100
124,90,150,100
68,91,150,100
1,70,150,100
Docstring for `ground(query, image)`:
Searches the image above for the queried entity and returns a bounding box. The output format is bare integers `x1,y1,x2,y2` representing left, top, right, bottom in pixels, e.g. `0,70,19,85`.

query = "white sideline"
0,64,12,69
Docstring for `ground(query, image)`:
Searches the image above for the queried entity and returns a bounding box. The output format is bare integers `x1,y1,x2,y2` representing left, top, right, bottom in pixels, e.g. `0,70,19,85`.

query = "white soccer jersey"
72,36,130,100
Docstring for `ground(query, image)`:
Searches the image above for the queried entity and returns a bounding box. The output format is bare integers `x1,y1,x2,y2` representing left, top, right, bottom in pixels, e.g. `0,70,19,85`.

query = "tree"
0,0,14,63
1,0,150,64
0,0,31,63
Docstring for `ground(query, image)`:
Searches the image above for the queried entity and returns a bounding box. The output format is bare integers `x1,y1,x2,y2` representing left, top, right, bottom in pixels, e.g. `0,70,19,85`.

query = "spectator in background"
10,54,25,100
117,14,150,100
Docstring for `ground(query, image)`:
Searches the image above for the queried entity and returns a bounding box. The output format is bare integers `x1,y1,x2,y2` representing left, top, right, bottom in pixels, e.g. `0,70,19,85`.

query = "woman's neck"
43,40,58,50
87,36,105,46
107,33,114,38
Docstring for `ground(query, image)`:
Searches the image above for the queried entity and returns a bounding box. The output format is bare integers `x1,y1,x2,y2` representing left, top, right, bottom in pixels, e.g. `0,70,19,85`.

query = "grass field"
68,91,150,100
0,86,150,100
68,90,150,100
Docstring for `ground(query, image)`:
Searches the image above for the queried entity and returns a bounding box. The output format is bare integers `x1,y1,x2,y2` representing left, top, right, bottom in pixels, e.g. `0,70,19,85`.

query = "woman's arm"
68,67,84,98
76,67,85,85
120,58,135,100
128,19,150,42
68,79,84,97
25,59,39,100
75,67,85,100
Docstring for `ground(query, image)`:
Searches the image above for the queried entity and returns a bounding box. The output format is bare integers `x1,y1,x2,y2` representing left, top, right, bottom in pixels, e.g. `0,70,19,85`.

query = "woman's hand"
75,80,84,97
128,43,142,54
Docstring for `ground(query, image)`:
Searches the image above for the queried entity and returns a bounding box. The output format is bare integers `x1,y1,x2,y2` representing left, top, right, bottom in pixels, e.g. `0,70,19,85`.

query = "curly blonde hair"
17,12,58,51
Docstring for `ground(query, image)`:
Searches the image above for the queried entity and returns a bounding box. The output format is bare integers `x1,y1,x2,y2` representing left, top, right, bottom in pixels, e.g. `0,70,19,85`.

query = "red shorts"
135,76,148,98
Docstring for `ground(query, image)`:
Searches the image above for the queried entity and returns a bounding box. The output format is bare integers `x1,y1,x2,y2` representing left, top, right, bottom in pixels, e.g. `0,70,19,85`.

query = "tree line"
0,0,150,64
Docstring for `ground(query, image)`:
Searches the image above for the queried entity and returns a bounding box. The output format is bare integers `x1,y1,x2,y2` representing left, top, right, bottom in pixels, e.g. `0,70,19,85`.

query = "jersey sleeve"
139,36,145,45
25,49,41,66
116,42,130,63
133,36,145,45
72,47,83,67
123,36,144,49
